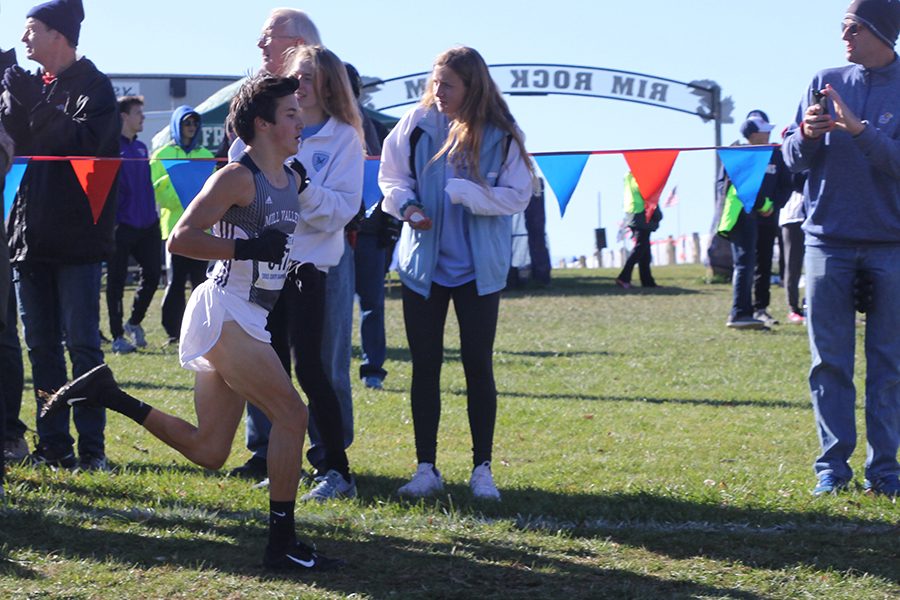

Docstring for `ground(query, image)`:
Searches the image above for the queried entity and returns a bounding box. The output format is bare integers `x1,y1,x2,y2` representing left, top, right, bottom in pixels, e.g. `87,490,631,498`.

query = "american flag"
663,186,679,208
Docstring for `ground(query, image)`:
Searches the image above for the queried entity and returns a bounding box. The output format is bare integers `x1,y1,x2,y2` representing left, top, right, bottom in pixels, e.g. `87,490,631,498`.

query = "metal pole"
597,191,602,228
711,84,722,197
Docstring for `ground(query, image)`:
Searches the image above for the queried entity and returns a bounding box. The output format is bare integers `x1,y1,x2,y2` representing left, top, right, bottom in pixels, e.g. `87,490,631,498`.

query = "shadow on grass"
354,479,900,588
372,346,611,368
4,471,900,597
487,389,807,409
0,501,765,599
501,276,705,299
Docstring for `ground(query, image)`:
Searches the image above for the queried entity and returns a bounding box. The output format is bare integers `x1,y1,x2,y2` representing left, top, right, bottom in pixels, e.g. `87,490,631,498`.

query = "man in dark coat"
0,0,119,470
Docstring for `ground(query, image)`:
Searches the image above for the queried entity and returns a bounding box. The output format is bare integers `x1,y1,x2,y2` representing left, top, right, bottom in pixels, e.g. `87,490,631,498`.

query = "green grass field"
1,265,898,599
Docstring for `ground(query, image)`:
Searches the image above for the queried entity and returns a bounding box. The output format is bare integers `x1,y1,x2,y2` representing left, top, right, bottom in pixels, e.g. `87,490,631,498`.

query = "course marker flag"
717,146,774,213
3,158,29,220
70,158,121,224
534,153,589,217
161,159,215,209
623,149,679,219
363,159,382,209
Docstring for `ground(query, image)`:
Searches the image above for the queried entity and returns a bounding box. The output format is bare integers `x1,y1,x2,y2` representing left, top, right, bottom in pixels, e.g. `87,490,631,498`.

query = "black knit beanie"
846,0,900,48
26,0,84,47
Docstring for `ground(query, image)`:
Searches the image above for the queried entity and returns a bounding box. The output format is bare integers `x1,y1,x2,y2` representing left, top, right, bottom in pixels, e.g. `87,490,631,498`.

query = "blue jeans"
354,233,387,381
308,238,354,467
729,211,757,320
16,262,105,456
806,244,900,482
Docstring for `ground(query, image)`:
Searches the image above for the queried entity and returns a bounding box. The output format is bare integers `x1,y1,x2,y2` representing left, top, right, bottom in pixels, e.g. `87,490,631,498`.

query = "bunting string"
4,144,783,220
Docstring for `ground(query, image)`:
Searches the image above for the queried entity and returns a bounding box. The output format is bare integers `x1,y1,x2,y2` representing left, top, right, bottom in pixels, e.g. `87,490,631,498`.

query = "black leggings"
618,228,654,286
269,263,348,475
402,281,500,467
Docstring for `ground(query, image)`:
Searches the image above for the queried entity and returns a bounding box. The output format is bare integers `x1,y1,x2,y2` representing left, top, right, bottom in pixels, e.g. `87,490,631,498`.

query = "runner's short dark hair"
230,75,299,144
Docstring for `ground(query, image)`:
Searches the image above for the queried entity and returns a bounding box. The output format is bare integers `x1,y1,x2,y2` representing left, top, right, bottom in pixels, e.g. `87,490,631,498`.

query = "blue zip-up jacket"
379,106,532,298
782,55,900,246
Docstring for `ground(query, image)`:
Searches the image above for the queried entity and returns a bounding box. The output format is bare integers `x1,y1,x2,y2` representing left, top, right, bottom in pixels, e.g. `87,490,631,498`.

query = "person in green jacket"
616,172,661,289
150,106,213,344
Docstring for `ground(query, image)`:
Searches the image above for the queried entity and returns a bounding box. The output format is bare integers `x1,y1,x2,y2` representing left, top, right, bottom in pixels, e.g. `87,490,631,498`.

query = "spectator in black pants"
616,172,660,289
379,47,534,501
106,96,162,353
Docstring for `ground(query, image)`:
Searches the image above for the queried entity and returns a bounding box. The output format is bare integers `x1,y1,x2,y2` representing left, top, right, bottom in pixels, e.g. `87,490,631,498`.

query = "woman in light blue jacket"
379,46,533,501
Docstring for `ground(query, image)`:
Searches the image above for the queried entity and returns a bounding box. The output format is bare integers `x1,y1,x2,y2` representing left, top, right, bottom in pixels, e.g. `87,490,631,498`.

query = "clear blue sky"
1,0,855,259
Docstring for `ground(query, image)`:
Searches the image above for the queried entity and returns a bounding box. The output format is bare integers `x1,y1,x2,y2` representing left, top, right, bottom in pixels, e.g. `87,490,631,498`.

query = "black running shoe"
229,456,268,481
30,441,77,470
263,540,345,572
40,364,117,419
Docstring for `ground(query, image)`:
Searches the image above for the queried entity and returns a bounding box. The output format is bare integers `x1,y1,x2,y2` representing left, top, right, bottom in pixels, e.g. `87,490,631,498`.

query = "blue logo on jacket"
312,152,330,172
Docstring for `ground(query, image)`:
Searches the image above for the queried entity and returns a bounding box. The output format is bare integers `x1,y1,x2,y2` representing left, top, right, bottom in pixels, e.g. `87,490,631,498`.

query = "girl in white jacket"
231,45,365,501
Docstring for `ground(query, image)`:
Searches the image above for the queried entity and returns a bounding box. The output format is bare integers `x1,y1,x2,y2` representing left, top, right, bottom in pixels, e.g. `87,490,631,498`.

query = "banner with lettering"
716,146,774,213
3,158,29,220
623,149,679,219
69,158,122,224
161,159,216,209
534,153,590,217
363,64,717,119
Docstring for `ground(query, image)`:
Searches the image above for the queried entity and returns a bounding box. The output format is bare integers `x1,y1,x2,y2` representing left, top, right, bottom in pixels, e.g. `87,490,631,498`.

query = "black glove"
853,270,874,313
2,66,42,109
0,48,17,72
289,159,310,194
233,228,288,262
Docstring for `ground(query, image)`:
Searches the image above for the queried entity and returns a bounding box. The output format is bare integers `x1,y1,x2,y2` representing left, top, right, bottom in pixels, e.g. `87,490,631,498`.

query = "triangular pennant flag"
717,146,774,213
161,159,215,209
70,158,121,224
623,149,679,220
362,158,382,209
534,153,589,217
4,158,29,221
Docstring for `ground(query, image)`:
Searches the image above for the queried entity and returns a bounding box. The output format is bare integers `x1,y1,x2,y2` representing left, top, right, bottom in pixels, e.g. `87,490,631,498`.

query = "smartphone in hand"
811,89,828,114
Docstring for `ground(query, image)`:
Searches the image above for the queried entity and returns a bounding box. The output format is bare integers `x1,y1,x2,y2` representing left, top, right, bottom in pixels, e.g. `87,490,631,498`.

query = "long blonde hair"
420,46,533,180
284,45,365,148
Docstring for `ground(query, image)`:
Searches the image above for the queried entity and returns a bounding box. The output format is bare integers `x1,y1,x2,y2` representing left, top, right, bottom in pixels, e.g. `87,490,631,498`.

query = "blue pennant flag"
534,153,590,217
717,146,774,213
362,158,382,210
161,159,215,209
4,158,29,220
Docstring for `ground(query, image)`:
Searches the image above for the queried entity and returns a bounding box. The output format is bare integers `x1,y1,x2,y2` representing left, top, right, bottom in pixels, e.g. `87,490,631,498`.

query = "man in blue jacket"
782,0,900,497
0,0,119,471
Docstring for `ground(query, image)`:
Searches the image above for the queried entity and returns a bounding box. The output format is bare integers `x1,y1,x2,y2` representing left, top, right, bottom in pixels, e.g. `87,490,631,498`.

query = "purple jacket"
118,135,158,228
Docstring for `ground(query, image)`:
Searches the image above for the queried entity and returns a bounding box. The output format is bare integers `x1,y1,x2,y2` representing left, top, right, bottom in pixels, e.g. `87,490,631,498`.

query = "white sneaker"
301,469,357,502
397,463,444,498
470,461,501,501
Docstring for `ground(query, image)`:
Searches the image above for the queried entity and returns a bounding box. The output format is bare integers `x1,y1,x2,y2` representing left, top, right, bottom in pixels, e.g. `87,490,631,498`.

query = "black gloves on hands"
289,159,310,194
0,49,18,72
853,270,874,313
2,66,42,109
233,228,288,262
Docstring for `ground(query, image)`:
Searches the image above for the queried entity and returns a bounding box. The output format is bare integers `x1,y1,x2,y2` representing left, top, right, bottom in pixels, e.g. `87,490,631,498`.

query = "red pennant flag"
623,150,679,219
69,159,121,224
